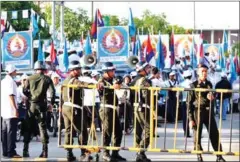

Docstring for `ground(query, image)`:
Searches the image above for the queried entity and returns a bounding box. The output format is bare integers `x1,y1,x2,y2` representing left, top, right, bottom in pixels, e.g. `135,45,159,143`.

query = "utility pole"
91,1,94,22
60,1,64,44
51,2,55,38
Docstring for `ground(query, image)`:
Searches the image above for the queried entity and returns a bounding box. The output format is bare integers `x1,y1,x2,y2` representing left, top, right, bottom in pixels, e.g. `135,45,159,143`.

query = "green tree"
232,41,240,57
45,5,91,41
102,15,120,26
1,2,50,39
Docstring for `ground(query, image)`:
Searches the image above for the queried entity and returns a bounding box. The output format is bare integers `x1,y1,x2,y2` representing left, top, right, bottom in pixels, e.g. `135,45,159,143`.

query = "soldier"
129,61,152,162
187,64,226,162
22,61,55,158
97,62,126,161
61,60,92,161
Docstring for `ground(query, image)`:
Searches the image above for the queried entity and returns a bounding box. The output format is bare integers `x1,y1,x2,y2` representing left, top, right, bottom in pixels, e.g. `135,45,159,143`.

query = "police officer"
22,61,55,158
61,60,92,161
187,64,226,162
129,61,152,162
97,62,126,161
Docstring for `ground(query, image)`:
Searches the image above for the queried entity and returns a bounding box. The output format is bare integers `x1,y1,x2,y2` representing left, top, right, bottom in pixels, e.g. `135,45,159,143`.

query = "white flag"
22,10,29,18
41,19,45,27
1,11,7,20
12,11,18,19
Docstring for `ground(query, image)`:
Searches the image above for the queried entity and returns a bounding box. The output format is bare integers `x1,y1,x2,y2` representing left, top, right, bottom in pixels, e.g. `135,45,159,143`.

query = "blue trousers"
2,118,18,157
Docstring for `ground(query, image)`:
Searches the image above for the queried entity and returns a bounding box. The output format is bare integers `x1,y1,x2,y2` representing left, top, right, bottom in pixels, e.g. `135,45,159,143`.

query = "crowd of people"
1,52,239,162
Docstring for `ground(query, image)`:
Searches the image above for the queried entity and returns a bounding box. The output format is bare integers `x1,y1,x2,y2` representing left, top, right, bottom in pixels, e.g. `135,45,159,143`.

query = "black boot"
23,143,30,157
67,149,76,161
136,152,151,162
197,154,203,162
111,151,126,161
39,144,48,158
216,155,226,162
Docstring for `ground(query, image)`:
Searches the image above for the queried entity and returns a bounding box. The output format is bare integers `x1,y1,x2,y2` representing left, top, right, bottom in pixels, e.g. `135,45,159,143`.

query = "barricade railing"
58,84,239,156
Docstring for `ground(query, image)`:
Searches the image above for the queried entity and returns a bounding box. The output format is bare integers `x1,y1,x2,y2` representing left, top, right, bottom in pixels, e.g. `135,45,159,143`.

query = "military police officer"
22,61,55,158
98,62,126,161
129,61,152,162
61,60,92,161
187,64,226,162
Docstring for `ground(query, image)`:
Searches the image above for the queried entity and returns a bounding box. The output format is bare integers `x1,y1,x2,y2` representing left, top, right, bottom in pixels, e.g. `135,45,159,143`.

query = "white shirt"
232,78,239,103
1,75,18,119
180,79,192,101
151,78,164,87
115,84,130,103
17,86,27,104
164,79,178,88
79,76,100,106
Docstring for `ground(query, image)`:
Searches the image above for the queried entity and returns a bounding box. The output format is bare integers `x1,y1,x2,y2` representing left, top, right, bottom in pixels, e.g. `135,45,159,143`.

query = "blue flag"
190,35,197,69
156,33,165,70
31,11,39,38
63,38,69,72
230,55,237,83
218,45,225,69
37,34,44,61
222,30,228,54
128,8,136,37
85,33,92,55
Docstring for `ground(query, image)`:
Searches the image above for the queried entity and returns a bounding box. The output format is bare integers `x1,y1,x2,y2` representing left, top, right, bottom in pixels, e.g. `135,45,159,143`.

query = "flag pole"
141,26,143,35
137,28,139,36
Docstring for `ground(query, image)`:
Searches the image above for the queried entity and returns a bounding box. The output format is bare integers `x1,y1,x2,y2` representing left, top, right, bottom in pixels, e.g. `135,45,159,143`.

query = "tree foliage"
45,5,91,42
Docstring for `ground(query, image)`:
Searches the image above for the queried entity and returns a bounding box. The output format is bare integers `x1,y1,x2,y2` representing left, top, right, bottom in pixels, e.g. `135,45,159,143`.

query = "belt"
100,104,117,110
63,102,82,109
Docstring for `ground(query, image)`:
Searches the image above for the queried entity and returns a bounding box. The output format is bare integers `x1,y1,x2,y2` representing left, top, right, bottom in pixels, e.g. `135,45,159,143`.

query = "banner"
203,43,221,59
139,34,170,68
97,26,129,65
2,31,33,69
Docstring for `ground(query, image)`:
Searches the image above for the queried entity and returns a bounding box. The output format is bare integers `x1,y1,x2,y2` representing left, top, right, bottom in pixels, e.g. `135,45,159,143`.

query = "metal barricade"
58,84,239,157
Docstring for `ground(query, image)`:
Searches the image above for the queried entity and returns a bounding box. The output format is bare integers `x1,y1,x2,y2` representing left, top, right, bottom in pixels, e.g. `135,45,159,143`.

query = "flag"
31,11,39,38
190,34,197,69
218,44,225,69
156,33,165,70
145,34,155,66
229,55,237,83
128,8,136,37
134,34,143,61
78,38,84,57
63,38,69,72
12,11,18,19
37,34,45,61
169,28,175,66
22,10,29,18
90,9,104,39
50,40,58,65
85,32,92,55
198,33,204,62
1,19,6,39
222,30,228,54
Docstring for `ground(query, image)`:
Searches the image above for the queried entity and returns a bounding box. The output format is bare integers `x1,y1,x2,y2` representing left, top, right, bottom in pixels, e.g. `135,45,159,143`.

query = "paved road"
1,114,239,161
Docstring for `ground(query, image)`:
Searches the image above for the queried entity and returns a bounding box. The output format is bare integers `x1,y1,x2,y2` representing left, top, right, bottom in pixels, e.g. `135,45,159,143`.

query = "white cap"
221,72,227,78
130,71,137,77
171,65,177,70
185,52,190,57
21,73,29,80
45,56,51,62
183,70,192,77
169,71,176,76
91,71,100,77
5,64,17,74
51,72,60,79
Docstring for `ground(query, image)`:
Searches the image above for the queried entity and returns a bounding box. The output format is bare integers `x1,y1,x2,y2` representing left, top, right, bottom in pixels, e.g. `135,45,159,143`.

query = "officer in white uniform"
179,70,192,137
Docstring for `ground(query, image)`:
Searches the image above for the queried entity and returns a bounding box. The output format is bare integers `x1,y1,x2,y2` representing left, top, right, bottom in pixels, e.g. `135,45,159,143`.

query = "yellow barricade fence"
58,84,239,156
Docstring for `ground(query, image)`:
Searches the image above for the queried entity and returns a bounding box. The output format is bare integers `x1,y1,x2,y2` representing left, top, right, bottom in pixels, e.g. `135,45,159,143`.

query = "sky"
65,2,239,30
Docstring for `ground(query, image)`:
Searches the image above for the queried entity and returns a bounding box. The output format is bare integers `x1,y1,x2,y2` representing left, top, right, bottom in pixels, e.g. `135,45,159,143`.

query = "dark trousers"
62,105,88,155
135,108,150,149
99,107,122,154
23,102,49,145
2,118,18,156
167,97,176,122
193,108,222,152
181,102,190,136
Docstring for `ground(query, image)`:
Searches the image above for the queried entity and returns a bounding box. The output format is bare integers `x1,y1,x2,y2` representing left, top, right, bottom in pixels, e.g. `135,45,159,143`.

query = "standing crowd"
1,51,239,162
